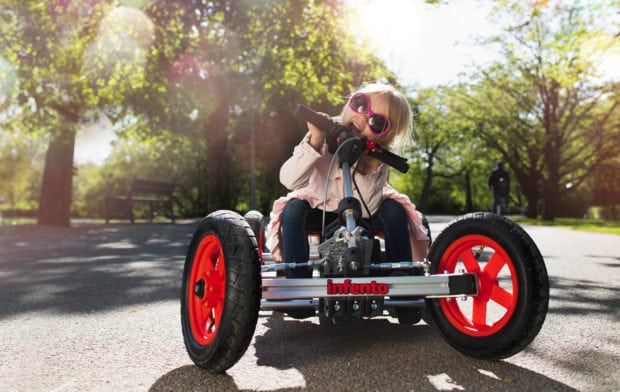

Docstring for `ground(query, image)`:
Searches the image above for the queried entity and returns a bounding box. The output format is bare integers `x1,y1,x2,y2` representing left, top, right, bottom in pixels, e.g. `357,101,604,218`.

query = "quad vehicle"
180,104,550,373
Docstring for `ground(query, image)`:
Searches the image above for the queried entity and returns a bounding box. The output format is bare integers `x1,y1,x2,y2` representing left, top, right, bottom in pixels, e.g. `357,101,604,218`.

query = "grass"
0,217,37,226
512,216,620,235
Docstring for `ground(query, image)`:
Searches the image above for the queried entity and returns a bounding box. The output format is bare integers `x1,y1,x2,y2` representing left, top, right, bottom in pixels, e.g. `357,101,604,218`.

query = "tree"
462,0,619,219
137,0,396,213
1,0,394,225
403,85,488,214
1,1,154,226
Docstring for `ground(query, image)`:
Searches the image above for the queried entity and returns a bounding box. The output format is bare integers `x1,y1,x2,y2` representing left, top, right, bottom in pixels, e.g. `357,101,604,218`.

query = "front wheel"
425,212,549,359
181,210,261,373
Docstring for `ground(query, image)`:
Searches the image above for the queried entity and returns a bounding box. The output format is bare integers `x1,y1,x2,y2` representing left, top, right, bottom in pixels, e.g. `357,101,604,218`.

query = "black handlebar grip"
294,104,352,154
294,104,340,135
366,149,409,173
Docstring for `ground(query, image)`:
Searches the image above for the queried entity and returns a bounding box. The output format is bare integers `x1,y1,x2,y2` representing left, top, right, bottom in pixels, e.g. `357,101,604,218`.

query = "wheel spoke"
490,285,513,309
209,257,226,299
472,298,488,327
461,249,481,273
205,239,219,260
484,252,506,279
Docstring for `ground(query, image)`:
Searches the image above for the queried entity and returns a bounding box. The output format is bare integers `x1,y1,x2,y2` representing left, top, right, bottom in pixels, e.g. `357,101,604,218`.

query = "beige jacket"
279,132,388,217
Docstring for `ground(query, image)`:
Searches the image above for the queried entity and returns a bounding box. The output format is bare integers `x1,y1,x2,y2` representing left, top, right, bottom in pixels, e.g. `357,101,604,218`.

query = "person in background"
488,160,510,215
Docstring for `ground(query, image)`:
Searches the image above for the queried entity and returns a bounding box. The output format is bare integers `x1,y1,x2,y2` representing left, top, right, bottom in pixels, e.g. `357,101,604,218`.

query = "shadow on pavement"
149,365,238,391
150,312,577,392
548,276,620,318
0,223,196,320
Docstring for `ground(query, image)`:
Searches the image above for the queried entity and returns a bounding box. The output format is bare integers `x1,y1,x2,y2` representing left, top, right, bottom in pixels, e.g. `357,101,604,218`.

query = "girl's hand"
307,112,330,151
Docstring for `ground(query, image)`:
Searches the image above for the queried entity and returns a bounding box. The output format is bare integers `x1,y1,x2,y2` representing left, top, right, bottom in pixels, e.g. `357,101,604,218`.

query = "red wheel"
437,234,518,337
181,210,261,373
426,213,548,359
187,234,226,346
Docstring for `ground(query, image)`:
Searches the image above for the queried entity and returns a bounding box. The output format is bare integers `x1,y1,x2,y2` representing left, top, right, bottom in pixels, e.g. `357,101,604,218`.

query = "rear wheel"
426,212,548,359
181,210,261,373
396,308,422,325
243,210,267,252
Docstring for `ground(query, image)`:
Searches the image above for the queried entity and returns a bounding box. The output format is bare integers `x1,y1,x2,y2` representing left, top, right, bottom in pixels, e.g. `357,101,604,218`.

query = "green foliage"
1,0,397,222
401,85,495,214
2,0,618,222
73,126,211,218
72,163,105,217
0,125,45,210
125,0,397,213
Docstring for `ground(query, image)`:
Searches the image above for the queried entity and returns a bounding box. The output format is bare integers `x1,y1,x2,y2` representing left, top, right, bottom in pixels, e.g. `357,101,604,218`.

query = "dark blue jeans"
280,198,412,277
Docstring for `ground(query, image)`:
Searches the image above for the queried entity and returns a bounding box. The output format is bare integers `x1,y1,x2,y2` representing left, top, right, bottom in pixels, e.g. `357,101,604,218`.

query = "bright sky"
346,0,499,87
75,118,117,165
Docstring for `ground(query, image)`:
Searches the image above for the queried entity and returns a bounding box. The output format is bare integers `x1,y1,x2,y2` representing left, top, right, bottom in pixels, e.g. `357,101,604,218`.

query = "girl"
265,83,429,277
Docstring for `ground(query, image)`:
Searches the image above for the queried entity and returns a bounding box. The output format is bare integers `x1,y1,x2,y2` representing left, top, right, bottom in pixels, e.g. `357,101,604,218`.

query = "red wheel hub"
438,234,518,336
188,234,226,345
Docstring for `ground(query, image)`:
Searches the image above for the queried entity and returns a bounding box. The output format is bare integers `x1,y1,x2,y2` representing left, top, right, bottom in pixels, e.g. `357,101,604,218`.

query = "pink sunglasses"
348,92,392,137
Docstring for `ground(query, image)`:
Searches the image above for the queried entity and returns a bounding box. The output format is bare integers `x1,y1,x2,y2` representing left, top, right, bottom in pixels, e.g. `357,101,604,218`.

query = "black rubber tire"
181,210,261,373
391,270,424,326
396,308,423,325
243,210,267,252
425,212,549,359
421,213,432,246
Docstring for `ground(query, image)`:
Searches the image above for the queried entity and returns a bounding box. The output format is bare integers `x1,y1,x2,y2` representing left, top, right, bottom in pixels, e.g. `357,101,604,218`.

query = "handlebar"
364,141,410,174
294,104,409,173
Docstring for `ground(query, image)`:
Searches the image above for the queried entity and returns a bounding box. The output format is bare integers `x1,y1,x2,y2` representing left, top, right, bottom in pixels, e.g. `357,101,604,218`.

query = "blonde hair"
340,83,413,151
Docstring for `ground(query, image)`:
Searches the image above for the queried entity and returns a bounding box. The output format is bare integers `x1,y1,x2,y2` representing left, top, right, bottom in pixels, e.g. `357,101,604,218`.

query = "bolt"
370,300,378,310
194,279,205,299
352,301,360,311
334,301,341,312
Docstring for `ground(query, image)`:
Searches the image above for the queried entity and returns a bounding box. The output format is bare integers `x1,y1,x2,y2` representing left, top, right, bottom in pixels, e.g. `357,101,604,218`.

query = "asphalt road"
0,217,618,391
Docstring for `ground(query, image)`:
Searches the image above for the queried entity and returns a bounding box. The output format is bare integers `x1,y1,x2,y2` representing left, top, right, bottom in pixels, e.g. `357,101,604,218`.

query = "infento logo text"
326,279,389,295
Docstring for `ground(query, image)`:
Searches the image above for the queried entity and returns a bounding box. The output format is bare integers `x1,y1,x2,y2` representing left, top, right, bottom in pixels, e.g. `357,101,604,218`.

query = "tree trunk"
541,177,559,220
417,143,442,213
37,124,76,226
206,135,232,210
464,170,473,212
524,191,540,218
541,132,561,220
418,156,434,213
514,170,540,218
204,104,232,211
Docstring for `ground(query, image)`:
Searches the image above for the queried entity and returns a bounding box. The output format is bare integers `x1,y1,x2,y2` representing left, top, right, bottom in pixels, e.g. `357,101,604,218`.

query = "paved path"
0,217,618,391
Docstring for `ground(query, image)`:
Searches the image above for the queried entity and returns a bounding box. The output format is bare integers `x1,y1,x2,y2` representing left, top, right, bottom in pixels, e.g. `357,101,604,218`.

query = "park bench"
104,179,175,224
